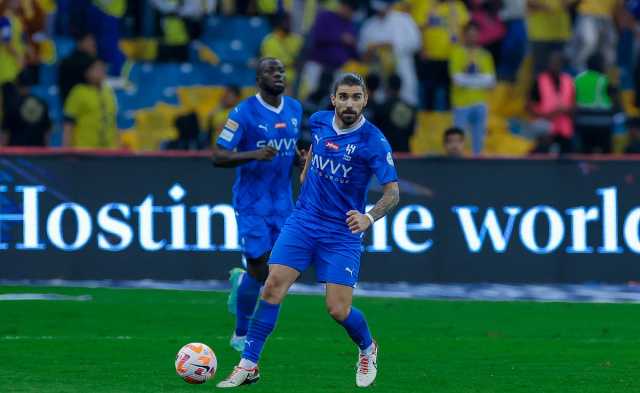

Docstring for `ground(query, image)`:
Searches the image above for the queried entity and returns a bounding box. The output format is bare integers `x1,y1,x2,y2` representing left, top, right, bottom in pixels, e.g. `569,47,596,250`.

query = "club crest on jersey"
343,144,356,161
291,118,298,127
275,122,287,129
325,141,339,151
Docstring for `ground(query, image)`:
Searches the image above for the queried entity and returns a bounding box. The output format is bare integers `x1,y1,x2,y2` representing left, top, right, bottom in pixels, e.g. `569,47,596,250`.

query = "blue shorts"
269,212,362,288
237,213,287,260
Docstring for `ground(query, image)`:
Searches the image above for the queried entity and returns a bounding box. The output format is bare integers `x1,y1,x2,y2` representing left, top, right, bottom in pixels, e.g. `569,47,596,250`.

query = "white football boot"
216,365,260,388
356,341,378,388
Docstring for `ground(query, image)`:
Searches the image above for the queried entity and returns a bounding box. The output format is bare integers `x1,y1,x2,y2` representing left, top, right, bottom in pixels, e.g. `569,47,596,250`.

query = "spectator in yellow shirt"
63,58,119,149
568,0,623,72
0,2,25,86
260,14,303,91
527,0,574,75
449,22,495,155
415,0,469,110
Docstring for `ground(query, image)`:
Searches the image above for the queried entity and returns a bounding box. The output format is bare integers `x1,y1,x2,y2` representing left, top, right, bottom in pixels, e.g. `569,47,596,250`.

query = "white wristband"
365,213,375,226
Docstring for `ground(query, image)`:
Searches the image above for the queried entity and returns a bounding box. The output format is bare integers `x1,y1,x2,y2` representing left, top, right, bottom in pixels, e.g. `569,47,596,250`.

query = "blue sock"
235,273,262,336
339,307,373,351
241,300,280,363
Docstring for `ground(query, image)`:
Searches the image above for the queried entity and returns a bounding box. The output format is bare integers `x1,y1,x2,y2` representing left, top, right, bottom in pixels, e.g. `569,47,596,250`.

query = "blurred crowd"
2,0,640,156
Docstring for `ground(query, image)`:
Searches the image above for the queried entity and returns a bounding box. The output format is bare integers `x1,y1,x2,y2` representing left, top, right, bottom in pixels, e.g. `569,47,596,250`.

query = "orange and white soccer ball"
175,343,218,384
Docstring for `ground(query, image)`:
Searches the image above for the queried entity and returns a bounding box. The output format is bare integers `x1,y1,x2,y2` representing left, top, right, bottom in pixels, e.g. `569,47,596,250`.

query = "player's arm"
347,182,400,234
299,145,312,183
211,112,277,168
211,144,277,168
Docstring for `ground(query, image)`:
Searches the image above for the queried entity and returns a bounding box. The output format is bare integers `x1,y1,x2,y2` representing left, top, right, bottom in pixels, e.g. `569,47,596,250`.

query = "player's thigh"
325,283,354,322
269,215,315,275
237,214,271,260
262,264,300,304
267,214,288,243
315,238,362,289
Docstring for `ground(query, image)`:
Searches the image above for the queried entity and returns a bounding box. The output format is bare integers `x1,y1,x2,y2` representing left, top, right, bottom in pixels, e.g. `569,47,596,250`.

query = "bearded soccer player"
212,57,303,353
217,73,400,388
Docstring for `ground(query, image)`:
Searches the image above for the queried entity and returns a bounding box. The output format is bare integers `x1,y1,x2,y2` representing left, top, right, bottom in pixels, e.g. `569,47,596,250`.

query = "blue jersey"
217,95,302,216
295,110,398,230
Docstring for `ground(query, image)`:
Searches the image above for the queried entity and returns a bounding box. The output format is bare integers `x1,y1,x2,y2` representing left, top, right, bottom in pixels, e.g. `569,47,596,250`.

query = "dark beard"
261,83,285,96
339,111,359,127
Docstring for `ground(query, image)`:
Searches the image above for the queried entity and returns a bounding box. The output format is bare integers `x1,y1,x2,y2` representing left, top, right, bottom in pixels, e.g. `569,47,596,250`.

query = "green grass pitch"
0,285,638,392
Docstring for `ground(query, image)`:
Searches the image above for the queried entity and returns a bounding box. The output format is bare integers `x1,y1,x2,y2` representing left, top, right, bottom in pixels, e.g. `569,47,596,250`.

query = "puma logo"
345,267,353,276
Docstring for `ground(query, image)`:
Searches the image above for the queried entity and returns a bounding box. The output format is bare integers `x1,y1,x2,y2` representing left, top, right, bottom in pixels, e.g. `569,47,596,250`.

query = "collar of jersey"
255,93,284,114
332,114,366,135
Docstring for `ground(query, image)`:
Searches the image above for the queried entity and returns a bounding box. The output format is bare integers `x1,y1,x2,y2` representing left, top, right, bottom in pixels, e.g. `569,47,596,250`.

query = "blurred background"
2,0,640,156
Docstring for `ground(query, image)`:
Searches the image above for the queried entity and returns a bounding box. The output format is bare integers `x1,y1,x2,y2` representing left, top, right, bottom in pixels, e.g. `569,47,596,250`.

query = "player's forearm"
211,149,256,168
299,146,312,183
367,182,400,221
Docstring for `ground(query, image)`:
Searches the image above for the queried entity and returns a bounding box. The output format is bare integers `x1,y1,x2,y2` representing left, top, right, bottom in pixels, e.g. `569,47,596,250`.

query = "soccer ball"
175,343,218,384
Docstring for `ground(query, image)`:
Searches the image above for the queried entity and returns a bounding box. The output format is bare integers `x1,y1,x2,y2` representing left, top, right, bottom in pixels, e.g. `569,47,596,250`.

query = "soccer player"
216,73,400,388
212,57,303,352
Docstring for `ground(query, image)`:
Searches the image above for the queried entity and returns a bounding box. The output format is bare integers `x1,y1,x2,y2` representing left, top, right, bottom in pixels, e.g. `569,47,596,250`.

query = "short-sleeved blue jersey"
295,110,398,230
216,94,302,216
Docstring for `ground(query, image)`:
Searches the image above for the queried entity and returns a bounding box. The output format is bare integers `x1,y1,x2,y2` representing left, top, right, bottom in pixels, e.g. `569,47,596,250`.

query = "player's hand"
253,146,278,161
346,210,371,234
297,148,308,167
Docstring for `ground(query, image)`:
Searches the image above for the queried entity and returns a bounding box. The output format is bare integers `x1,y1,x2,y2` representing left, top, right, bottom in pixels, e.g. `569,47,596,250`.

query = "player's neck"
257,91,282,108
334,114,364,131
333,113,364,134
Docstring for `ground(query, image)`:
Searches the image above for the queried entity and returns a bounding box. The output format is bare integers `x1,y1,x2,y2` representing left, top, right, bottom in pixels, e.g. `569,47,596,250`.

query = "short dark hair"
387,74,402,92
339,0,359,10
587,54,604,73
443,127,465,142
73,30,94,43
365,73,381,92
225,85,241,96
332,73,367,95
256,57,282,75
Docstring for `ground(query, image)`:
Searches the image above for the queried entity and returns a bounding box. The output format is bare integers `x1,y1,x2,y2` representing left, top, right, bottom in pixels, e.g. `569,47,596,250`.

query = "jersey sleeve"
368,133,398,185
215,106,247,150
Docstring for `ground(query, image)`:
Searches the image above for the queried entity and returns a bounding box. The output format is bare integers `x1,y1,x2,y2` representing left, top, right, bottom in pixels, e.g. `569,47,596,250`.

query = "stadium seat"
134,103,183,151
39,64,58,87
410,111,453,155
53,37,75,62
203,16,270,48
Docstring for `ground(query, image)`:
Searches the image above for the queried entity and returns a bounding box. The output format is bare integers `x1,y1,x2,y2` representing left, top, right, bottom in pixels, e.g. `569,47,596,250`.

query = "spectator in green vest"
574,54,618,154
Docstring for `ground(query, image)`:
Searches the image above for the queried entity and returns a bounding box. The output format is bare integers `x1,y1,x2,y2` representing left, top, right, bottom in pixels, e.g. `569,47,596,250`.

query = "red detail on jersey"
275,122,287,128
325,141,339,151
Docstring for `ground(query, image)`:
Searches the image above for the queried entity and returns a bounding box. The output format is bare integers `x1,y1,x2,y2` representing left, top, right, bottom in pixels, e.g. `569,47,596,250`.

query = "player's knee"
326,302,350,322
